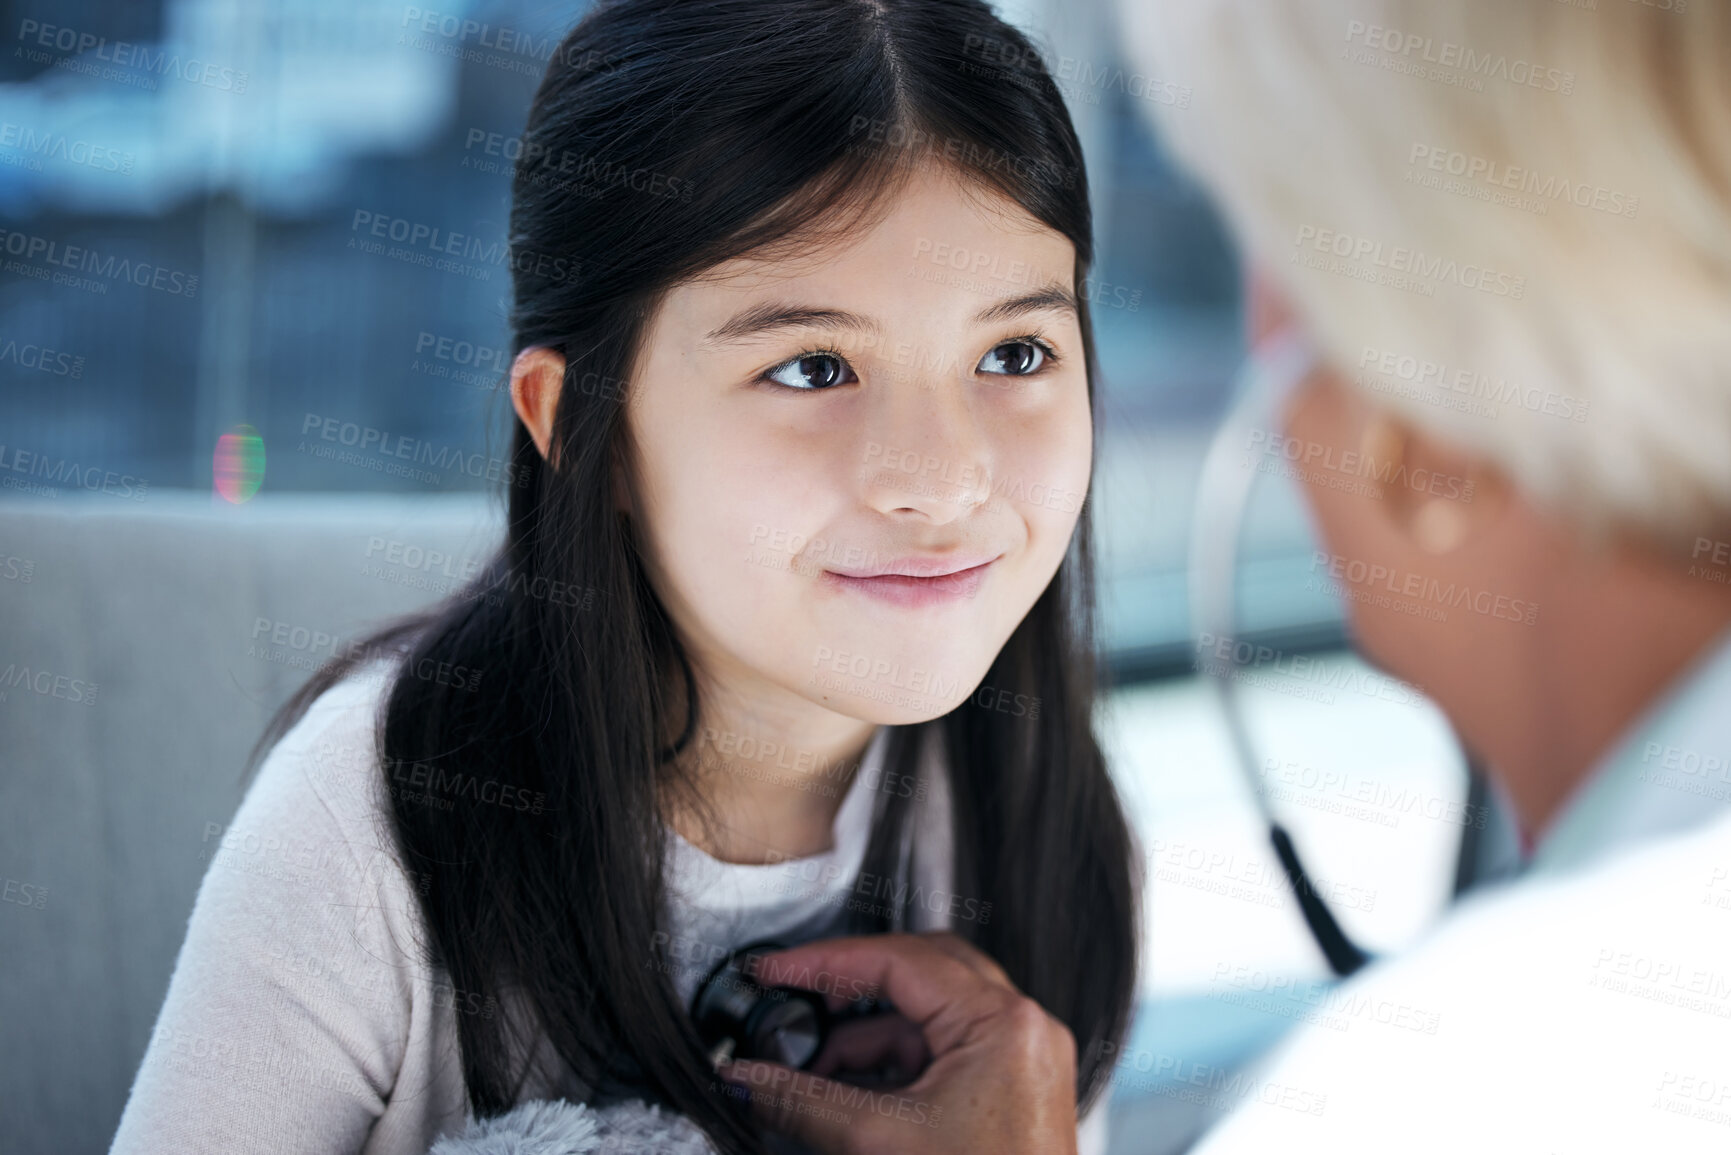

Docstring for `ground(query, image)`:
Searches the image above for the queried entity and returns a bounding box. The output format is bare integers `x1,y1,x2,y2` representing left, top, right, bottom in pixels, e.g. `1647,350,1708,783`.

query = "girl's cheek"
1008,415,1091,523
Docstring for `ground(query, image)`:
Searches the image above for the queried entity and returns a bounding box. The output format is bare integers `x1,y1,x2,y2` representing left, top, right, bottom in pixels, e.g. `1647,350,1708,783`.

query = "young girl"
110,1,1138,1152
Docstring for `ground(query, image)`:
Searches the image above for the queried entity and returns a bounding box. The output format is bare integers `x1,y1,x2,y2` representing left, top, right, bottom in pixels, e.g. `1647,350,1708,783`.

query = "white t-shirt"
109,659,1110,1155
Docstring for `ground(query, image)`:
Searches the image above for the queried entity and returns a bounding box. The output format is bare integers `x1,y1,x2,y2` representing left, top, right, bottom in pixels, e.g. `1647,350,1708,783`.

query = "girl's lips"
820,559,997,608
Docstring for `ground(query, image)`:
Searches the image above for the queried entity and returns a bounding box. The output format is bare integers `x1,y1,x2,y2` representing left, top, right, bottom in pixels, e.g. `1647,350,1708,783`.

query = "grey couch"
0,490,504,1155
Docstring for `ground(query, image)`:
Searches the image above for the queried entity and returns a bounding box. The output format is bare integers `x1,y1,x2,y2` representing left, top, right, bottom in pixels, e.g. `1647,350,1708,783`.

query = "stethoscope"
1187,326,1372,978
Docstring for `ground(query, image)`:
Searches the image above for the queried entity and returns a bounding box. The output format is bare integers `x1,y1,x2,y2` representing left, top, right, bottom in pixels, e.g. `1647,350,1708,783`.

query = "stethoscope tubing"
1187,327,1370,978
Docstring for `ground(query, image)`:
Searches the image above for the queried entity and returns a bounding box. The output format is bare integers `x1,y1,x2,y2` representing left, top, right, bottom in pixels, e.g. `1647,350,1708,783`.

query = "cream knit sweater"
108,660,1108,1155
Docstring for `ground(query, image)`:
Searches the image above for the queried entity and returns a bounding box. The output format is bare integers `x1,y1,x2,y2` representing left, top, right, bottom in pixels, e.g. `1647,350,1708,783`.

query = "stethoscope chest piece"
690,940,830,1070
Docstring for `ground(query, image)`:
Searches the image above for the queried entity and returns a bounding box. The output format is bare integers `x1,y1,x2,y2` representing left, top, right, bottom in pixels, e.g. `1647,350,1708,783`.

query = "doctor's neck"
1411,509,1731,846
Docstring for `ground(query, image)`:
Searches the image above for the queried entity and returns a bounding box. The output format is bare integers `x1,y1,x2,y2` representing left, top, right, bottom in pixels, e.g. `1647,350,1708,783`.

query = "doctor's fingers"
913,930,1014,993
808,1012,932,1080
754,933,1017,1044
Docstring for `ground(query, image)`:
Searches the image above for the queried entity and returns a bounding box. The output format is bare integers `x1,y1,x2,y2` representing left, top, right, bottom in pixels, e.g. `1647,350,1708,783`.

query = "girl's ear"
511,347,566,465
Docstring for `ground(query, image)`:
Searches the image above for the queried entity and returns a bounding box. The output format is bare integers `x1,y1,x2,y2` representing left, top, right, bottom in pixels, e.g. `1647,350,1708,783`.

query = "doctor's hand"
716,931,1080,1155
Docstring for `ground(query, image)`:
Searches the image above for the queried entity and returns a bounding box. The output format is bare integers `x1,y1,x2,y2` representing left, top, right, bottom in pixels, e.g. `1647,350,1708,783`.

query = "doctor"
720,0,1731,1151
1109,1,1731,1148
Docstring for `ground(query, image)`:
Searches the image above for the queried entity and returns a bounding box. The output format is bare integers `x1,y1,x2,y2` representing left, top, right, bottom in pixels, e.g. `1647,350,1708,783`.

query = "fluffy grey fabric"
427,1098,720,1155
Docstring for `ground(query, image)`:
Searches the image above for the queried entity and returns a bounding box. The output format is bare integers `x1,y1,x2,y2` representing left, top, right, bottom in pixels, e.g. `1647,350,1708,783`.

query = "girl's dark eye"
977,340,1048,376
765,352,857,390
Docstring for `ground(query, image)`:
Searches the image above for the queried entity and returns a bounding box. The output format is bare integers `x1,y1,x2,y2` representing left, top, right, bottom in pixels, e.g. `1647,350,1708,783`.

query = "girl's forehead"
692,165,1070,288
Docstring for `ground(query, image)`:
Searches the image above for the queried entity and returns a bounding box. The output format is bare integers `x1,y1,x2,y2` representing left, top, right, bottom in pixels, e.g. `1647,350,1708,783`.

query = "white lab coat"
1192,630,1731,1154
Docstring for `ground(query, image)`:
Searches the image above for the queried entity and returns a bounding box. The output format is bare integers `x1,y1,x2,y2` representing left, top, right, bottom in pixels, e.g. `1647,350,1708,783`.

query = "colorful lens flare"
213,424,265,503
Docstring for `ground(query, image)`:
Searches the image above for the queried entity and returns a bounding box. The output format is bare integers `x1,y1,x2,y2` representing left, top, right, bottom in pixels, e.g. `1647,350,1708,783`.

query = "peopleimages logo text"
0,444,148,499
1343,21,1574,94
299,414,529,487
0,122,134,174
16,19,249,92
0,228,198,297
1293,225,1525,298
349,211,574,282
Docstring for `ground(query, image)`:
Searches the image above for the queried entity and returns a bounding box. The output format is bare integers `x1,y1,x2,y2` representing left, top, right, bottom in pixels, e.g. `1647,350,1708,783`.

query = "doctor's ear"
1281,371,1514,560
1358,408,1512,556
510,347,565,466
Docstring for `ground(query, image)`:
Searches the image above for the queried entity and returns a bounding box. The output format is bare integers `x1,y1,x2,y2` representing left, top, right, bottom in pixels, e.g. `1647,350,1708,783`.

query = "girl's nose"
856,362,995,522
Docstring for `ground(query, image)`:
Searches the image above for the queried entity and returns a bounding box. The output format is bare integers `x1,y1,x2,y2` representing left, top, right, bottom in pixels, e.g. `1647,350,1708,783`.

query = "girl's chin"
795,661,977,724
814,698,965,727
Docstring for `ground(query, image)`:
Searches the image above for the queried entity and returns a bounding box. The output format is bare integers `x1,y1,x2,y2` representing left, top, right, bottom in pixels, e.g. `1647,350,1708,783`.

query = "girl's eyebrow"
975,284,1079,326
703,283,1079,345
705,304,879,345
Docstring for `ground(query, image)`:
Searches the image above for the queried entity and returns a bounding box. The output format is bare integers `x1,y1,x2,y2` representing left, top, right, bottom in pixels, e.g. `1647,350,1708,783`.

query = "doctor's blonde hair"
1123,0,1731,556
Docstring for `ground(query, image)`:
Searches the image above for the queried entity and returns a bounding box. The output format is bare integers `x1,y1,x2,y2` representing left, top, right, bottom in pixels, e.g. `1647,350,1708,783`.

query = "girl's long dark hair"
245,1,1137,1150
